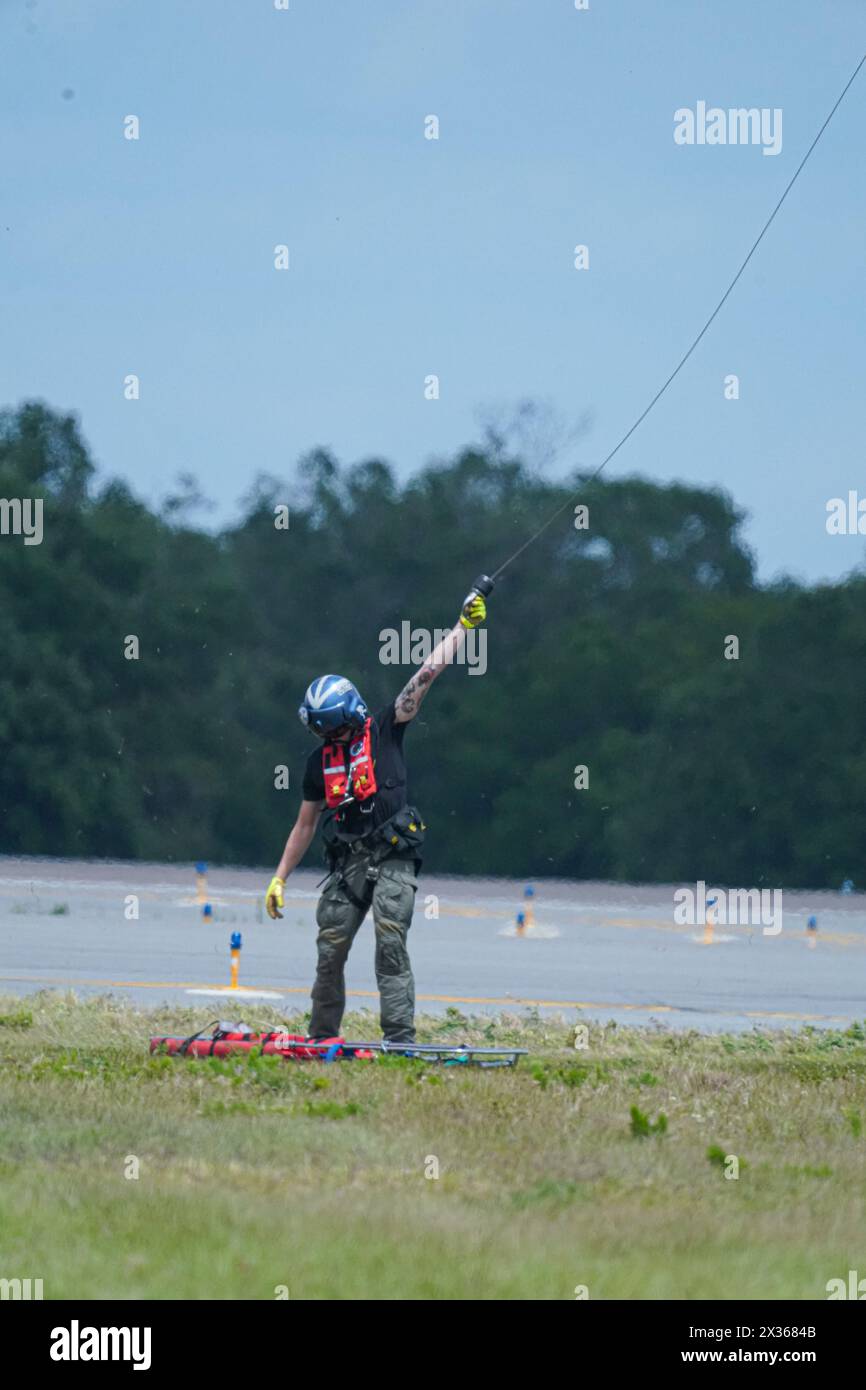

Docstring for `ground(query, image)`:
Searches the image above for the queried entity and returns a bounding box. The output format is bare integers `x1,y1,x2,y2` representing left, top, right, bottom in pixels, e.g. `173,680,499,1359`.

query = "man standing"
265,582,489,1043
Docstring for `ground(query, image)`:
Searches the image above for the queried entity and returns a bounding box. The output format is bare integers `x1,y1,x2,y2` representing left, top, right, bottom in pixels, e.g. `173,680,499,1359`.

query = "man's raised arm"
394,585,488,725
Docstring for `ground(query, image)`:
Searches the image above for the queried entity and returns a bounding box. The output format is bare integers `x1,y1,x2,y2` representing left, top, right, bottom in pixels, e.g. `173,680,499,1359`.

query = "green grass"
0,993,865,1300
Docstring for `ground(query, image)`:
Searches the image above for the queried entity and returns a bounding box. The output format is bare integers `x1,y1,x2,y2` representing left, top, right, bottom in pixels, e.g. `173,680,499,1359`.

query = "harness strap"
330,830,405,913
177,1019,219,1057
338,874,376,913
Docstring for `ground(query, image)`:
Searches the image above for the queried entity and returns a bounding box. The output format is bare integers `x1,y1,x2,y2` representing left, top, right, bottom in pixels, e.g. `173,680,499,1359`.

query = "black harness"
320,804,427,910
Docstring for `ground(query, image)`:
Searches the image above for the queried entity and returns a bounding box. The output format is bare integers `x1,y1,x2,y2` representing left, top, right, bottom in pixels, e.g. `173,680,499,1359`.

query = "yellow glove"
265,875,285,920
460,593,487,629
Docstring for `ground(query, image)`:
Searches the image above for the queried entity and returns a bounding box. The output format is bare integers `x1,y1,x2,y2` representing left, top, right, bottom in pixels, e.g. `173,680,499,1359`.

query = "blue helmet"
299,674,368,737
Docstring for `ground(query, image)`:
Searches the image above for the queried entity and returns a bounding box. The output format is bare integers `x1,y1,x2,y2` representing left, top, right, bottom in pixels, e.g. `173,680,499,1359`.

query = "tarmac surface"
0,857,863,1032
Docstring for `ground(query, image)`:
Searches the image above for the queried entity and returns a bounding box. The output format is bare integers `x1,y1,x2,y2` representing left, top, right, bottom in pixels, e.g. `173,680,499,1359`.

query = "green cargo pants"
309,845,418,1043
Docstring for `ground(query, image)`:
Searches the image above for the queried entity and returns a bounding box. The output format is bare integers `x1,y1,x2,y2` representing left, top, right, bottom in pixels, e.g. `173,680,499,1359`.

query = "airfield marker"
516,885,535,936
195,861,208,904
185,929,282,1000
703,895,718,946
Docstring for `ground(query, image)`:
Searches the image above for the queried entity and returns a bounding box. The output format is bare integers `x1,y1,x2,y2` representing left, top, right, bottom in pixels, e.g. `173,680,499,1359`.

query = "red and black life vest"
322,718,378,809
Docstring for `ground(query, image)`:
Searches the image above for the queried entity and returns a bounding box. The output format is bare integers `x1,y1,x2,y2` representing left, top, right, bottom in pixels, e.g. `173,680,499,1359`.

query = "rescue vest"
322,719,378,809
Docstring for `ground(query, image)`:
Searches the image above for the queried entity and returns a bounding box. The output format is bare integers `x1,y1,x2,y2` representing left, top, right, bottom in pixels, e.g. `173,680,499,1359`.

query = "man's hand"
265,875,285,920
460,591,487,629
395,577,492,723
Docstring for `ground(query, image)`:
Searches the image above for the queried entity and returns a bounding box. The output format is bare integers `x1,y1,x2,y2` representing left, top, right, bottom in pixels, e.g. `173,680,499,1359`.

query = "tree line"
1,399,863,888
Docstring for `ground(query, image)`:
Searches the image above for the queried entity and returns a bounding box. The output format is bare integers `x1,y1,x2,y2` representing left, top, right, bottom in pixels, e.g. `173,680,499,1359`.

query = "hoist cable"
489,53,866,584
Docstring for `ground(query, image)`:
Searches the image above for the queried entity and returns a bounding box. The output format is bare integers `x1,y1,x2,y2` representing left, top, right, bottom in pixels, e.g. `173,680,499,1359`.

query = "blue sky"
3,0,865,581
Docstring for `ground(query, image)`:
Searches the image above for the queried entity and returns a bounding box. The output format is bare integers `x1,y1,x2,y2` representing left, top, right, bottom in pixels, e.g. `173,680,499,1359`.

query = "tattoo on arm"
394,620,465,721
396,665,435,719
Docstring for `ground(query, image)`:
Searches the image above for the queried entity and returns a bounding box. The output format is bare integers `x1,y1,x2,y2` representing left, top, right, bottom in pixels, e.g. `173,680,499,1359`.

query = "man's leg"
309,868,367,1038
371,859,418,1043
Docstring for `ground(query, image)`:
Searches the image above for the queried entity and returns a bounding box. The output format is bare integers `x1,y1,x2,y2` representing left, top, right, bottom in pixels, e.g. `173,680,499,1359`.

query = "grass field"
1,992,864,1300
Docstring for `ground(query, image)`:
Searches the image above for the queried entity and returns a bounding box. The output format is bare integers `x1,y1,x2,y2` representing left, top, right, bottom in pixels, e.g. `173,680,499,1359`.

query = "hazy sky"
3,0,865,582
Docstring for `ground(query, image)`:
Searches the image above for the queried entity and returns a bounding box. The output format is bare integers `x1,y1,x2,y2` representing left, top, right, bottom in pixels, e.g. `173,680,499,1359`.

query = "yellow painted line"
0,974,241,991
0,973,849,1021
795,931,865,947
609,918,866,948
417,993,674,1012
608,917,686,931
0,972,675,1012
744,1009,848,1022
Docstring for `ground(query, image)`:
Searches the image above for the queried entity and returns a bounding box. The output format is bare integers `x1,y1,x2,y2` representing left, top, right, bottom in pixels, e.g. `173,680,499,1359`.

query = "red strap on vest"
322,719,378,808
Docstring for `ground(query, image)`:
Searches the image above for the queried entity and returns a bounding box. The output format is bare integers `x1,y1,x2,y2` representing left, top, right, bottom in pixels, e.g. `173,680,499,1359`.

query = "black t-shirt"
302,701,409,834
